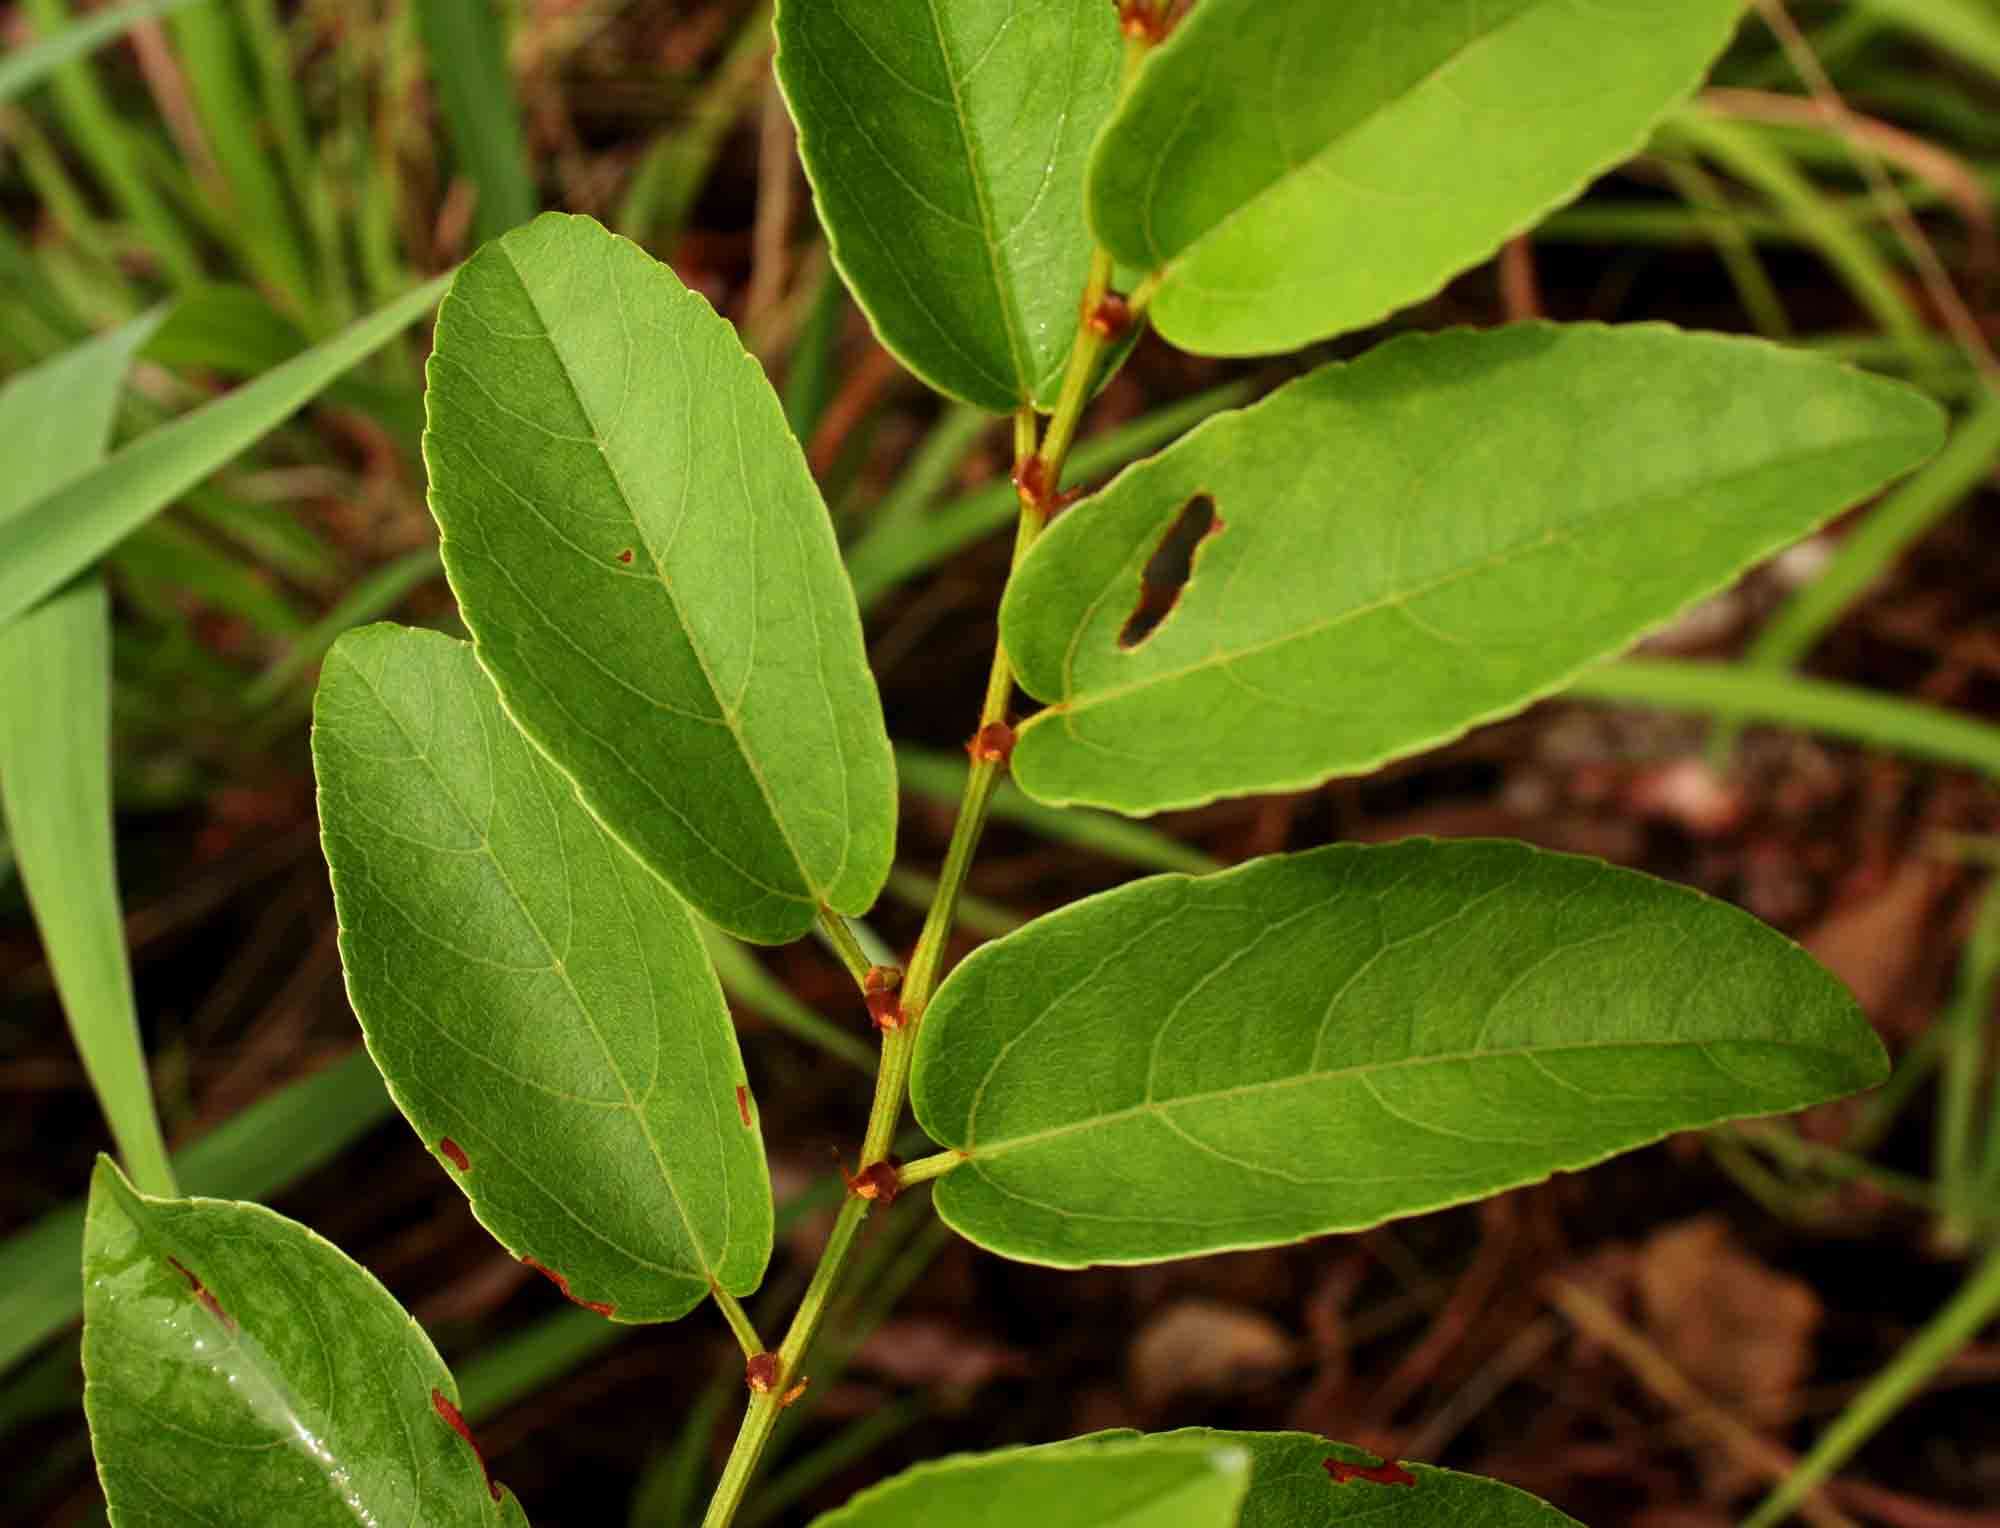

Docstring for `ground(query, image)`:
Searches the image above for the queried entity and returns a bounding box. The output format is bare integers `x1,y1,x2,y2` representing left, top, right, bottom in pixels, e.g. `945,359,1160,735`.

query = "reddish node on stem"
863,964,906,1031
735,1084,752,1128
842,1158,904,1206
165,1256,237,1331
745,1352,782,1394
1116,0,1169,43
1323,1457,1417,1488
520,1256,617,1317
780,1378,811,1408
1087,291,1132,339
438,1137,471,1173
433,1389,502,1501
966,722,1016,766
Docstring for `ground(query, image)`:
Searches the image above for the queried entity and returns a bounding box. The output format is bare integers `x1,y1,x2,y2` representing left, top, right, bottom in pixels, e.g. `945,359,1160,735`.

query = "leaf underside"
315,625,771,1321
912,839,1885,1268
424,212,895,943
775,0,1122,411
82,1159,523,1526
807,1436,1249,1528
1089,0,1745,355
1001,323,1946,816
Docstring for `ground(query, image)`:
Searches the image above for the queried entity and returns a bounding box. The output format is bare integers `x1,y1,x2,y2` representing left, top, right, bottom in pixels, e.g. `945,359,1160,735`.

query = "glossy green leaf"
424,213,895,942
774,0,1122,411
1001,324,1945,814
83,1158,526,1525
0,314,174,1201
808,1436,1249,1528
0,274,448,631
1164,1429,1581,1526
314,625,771,1321
1090,0,1743,355
912,839,1886,1268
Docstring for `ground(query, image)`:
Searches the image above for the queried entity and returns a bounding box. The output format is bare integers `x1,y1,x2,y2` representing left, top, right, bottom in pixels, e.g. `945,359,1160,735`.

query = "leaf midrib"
348,654,727,1288
955,1035,1859,1158
1046,434,1915,715
1141,0,1549,278
489,238,828,915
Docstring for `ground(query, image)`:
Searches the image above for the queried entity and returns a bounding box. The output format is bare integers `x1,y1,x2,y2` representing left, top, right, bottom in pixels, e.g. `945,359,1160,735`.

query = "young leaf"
314,625,772,1322
424,213,896,943
808,1436,1249,1528
82,1157,527,1525
1000,324,1945,814
1090,0,1744,355
911,839,1886,1268
1159,1429,1581,1525
774,0,1122,411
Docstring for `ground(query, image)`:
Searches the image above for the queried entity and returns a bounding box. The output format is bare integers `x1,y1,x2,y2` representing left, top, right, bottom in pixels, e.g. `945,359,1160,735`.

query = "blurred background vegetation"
2,1,1999,1523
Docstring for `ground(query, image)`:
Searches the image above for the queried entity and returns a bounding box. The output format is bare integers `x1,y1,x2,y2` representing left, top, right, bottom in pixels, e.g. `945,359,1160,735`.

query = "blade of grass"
0,581,175,1200
242,547,441,708
0,0,206,105
0,1047,392,1376
782,252,845,444
109,518,309,639
0,272,448,630
164,0,314,314
410,0,536,242
1662,105,1933,364
237,0,350,326
1857,0,2000,82
0,314,173,1202
845,380,1254,610
895,744,1219,875
1743,1245,2000,1527
1569,659,2000,779
1944,878,2000,1234
701,929,876,1072
627,1383,733,1527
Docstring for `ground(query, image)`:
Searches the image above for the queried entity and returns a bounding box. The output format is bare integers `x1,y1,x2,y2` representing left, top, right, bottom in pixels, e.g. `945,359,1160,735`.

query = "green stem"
1743,1245,2000,1528
894,1150,964,1187
711,1286,764,1363
815,905,875,990
699,1194,872,1528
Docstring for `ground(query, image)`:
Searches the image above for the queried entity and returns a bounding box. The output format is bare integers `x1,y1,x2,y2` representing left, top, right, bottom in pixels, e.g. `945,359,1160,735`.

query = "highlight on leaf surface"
423,211,896,943
774,0,1122,412
314,625,771,1323
1089,0,1744,355
81,1157,527,1526
910,839,1885,1268
806,1434,1249,1528
1000,323,1946,815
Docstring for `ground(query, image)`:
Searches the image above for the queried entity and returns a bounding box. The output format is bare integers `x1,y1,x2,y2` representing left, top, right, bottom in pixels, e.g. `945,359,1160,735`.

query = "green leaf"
807,1436,1249,1528
774,0,1122,411
1089,0,1743,355
0,314,175,1201
912,839,1886,1268
1001,324,1945,814
424,213,895,942
1166,1429,1582,1525
82,1157,526,1525
314,625,772,1321
0,274,448,632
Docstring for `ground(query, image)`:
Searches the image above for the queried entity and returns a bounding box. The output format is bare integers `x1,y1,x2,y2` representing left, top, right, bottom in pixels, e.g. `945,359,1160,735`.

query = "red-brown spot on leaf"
433,1389,501,1500
735,1085,752,1128
616,548,634,565
438,1137,470,1172
966,722,1016,767
745,1351,782,1394
1116,0,1170,42
165,1255,237,1331
521,1255,616,1317
1324,1456,1416,1488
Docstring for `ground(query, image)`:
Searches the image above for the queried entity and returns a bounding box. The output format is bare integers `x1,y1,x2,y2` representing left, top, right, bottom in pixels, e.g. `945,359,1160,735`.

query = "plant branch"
711,1286,765,1363
815,905,874,991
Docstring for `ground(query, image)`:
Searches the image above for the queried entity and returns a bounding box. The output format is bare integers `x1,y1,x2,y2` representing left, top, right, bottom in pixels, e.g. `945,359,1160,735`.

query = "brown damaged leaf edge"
431,1388,502,1501
438,1137,471,1172
164,1256,237,1331
1324,1455,1417,1488
521,1255,617,1318
735,1085,752,1128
